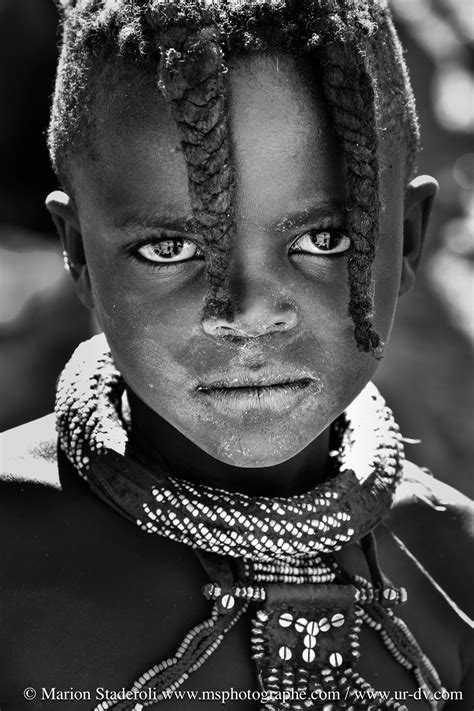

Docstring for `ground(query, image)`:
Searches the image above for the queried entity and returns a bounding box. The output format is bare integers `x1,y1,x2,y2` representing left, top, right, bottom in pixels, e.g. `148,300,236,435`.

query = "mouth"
195,372,318,413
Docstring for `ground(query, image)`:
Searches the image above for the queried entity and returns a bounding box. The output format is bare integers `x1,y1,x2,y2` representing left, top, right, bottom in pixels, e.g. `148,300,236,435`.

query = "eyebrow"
112,201,345,235
112,214,197,233
274,203,346,233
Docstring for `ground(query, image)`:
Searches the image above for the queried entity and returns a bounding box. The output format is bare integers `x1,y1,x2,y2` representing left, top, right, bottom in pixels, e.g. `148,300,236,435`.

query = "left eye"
290,230,351,255
137,238,202,263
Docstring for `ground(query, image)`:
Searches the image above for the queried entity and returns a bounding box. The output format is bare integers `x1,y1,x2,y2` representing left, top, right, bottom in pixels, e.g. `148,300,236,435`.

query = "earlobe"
399,175,438,296
45,190,95,310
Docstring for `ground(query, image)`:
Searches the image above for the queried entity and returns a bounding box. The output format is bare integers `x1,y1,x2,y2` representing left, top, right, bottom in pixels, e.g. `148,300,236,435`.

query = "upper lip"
196,370,316,391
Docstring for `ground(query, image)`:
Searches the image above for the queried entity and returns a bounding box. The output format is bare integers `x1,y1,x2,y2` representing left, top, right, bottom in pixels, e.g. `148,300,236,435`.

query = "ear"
399,175,438,296
45,190,94,310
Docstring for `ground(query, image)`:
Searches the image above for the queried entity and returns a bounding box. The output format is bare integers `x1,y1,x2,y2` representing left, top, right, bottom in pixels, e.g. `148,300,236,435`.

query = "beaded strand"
95,601,248,711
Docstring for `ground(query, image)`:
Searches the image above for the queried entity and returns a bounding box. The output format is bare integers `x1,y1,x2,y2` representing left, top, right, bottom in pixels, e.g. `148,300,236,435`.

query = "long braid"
321,41,381,353
369,8,420,180
151,4,235,320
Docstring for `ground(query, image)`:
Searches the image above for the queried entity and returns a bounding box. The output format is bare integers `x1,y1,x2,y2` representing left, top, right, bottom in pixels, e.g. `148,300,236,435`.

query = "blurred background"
0,0,472,497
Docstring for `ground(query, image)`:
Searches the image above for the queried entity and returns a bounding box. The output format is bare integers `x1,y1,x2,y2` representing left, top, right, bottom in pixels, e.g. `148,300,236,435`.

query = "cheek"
84,247,206,399
373,217,404,340
373,158,406,339
295,257,353,350
295,266,377,409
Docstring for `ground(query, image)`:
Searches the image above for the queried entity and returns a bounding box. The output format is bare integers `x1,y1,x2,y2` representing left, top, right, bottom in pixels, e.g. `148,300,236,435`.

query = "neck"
127,389,333,497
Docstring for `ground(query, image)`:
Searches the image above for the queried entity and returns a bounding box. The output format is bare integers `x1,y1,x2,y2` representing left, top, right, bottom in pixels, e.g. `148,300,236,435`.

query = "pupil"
311,231,334,250
156,239,183,259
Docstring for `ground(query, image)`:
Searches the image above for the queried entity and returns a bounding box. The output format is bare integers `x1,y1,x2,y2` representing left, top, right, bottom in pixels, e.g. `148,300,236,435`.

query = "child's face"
54,56,413,467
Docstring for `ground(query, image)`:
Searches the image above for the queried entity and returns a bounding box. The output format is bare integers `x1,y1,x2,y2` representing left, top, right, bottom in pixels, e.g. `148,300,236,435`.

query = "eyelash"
128,227,350,269
289,229,351,257
129,236,204,269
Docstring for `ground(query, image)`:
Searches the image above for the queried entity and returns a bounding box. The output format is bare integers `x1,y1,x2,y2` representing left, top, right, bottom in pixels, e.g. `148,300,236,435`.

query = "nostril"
203,320,248,338
219,324,246,335
202,303,299,338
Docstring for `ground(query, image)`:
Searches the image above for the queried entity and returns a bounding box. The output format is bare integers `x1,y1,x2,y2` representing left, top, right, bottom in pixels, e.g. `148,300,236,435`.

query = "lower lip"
196,380,316,414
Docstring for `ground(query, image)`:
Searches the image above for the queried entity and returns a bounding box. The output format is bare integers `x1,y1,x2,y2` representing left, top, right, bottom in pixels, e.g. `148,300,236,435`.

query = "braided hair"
48,0,420,353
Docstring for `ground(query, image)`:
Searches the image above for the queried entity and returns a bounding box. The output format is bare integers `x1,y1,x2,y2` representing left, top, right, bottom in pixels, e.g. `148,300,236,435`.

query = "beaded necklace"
56,335,444,710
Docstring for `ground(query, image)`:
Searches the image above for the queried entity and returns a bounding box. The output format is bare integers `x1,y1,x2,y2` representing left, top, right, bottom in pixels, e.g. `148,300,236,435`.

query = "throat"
127,388,333,496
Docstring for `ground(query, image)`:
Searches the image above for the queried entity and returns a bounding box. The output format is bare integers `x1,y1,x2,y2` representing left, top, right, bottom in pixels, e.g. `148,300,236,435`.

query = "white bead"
319,617,330,632
295,617,308,633
329,652,343,668
302,648,315,663
279,612,293,628
303,635,317,649
221,594,235,610
306,621,319,636
279,645,292,661
331,613,345,627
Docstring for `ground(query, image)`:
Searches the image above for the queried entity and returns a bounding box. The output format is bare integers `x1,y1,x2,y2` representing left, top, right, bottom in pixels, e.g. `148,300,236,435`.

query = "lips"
197,365,316,390
197,375,314,391
195,370,319,414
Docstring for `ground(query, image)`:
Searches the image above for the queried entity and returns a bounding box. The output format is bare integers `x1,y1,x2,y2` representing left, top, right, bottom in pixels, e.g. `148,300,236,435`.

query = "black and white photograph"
1,1,473,709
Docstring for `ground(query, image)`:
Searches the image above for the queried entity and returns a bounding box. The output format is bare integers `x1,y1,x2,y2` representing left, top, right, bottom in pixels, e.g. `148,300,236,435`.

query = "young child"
1,1,473,709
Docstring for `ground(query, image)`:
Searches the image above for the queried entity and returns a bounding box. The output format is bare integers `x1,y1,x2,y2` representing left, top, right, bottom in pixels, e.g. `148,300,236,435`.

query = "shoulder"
389,460,473,543
0,415,63,533
1,413,61,490
387,460,474,617
0,416,72,585
390,459,473,524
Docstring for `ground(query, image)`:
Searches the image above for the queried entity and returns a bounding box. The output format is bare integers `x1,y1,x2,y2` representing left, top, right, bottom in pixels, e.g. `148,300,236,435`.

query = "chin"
201,429,314,469
213,450,296,469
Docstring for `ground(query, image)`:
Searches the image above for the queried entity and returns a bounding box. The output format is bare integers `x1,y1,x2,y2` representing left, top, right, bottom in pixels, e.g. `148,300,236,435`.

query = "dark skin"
1,421,473,709
48,56,428,487
1,56,473,709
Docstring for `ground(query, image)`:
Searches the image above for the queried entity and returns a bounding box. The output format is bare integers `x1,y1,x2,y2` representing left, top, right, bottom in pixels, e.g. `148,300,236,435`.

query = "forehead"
230,55,345,216
71,53,402,227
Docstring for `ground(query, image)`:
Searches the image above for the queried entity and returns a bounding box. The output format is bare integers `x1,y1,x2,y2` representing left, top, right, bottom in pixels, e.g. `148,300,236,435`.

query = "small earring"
62,250,72,272
372,340,385,360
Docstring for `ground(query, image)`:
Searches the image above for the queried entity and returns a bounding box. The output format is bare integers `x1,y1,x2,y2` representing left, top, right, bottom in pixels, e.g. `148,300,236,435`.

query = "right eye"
137,238,203,264
290,229,351,256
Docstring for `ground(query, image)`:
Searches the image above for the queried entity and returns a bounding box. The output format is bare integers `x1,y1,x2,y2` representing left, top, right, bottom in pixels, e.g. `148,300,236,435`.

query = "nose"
201,265,299,339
